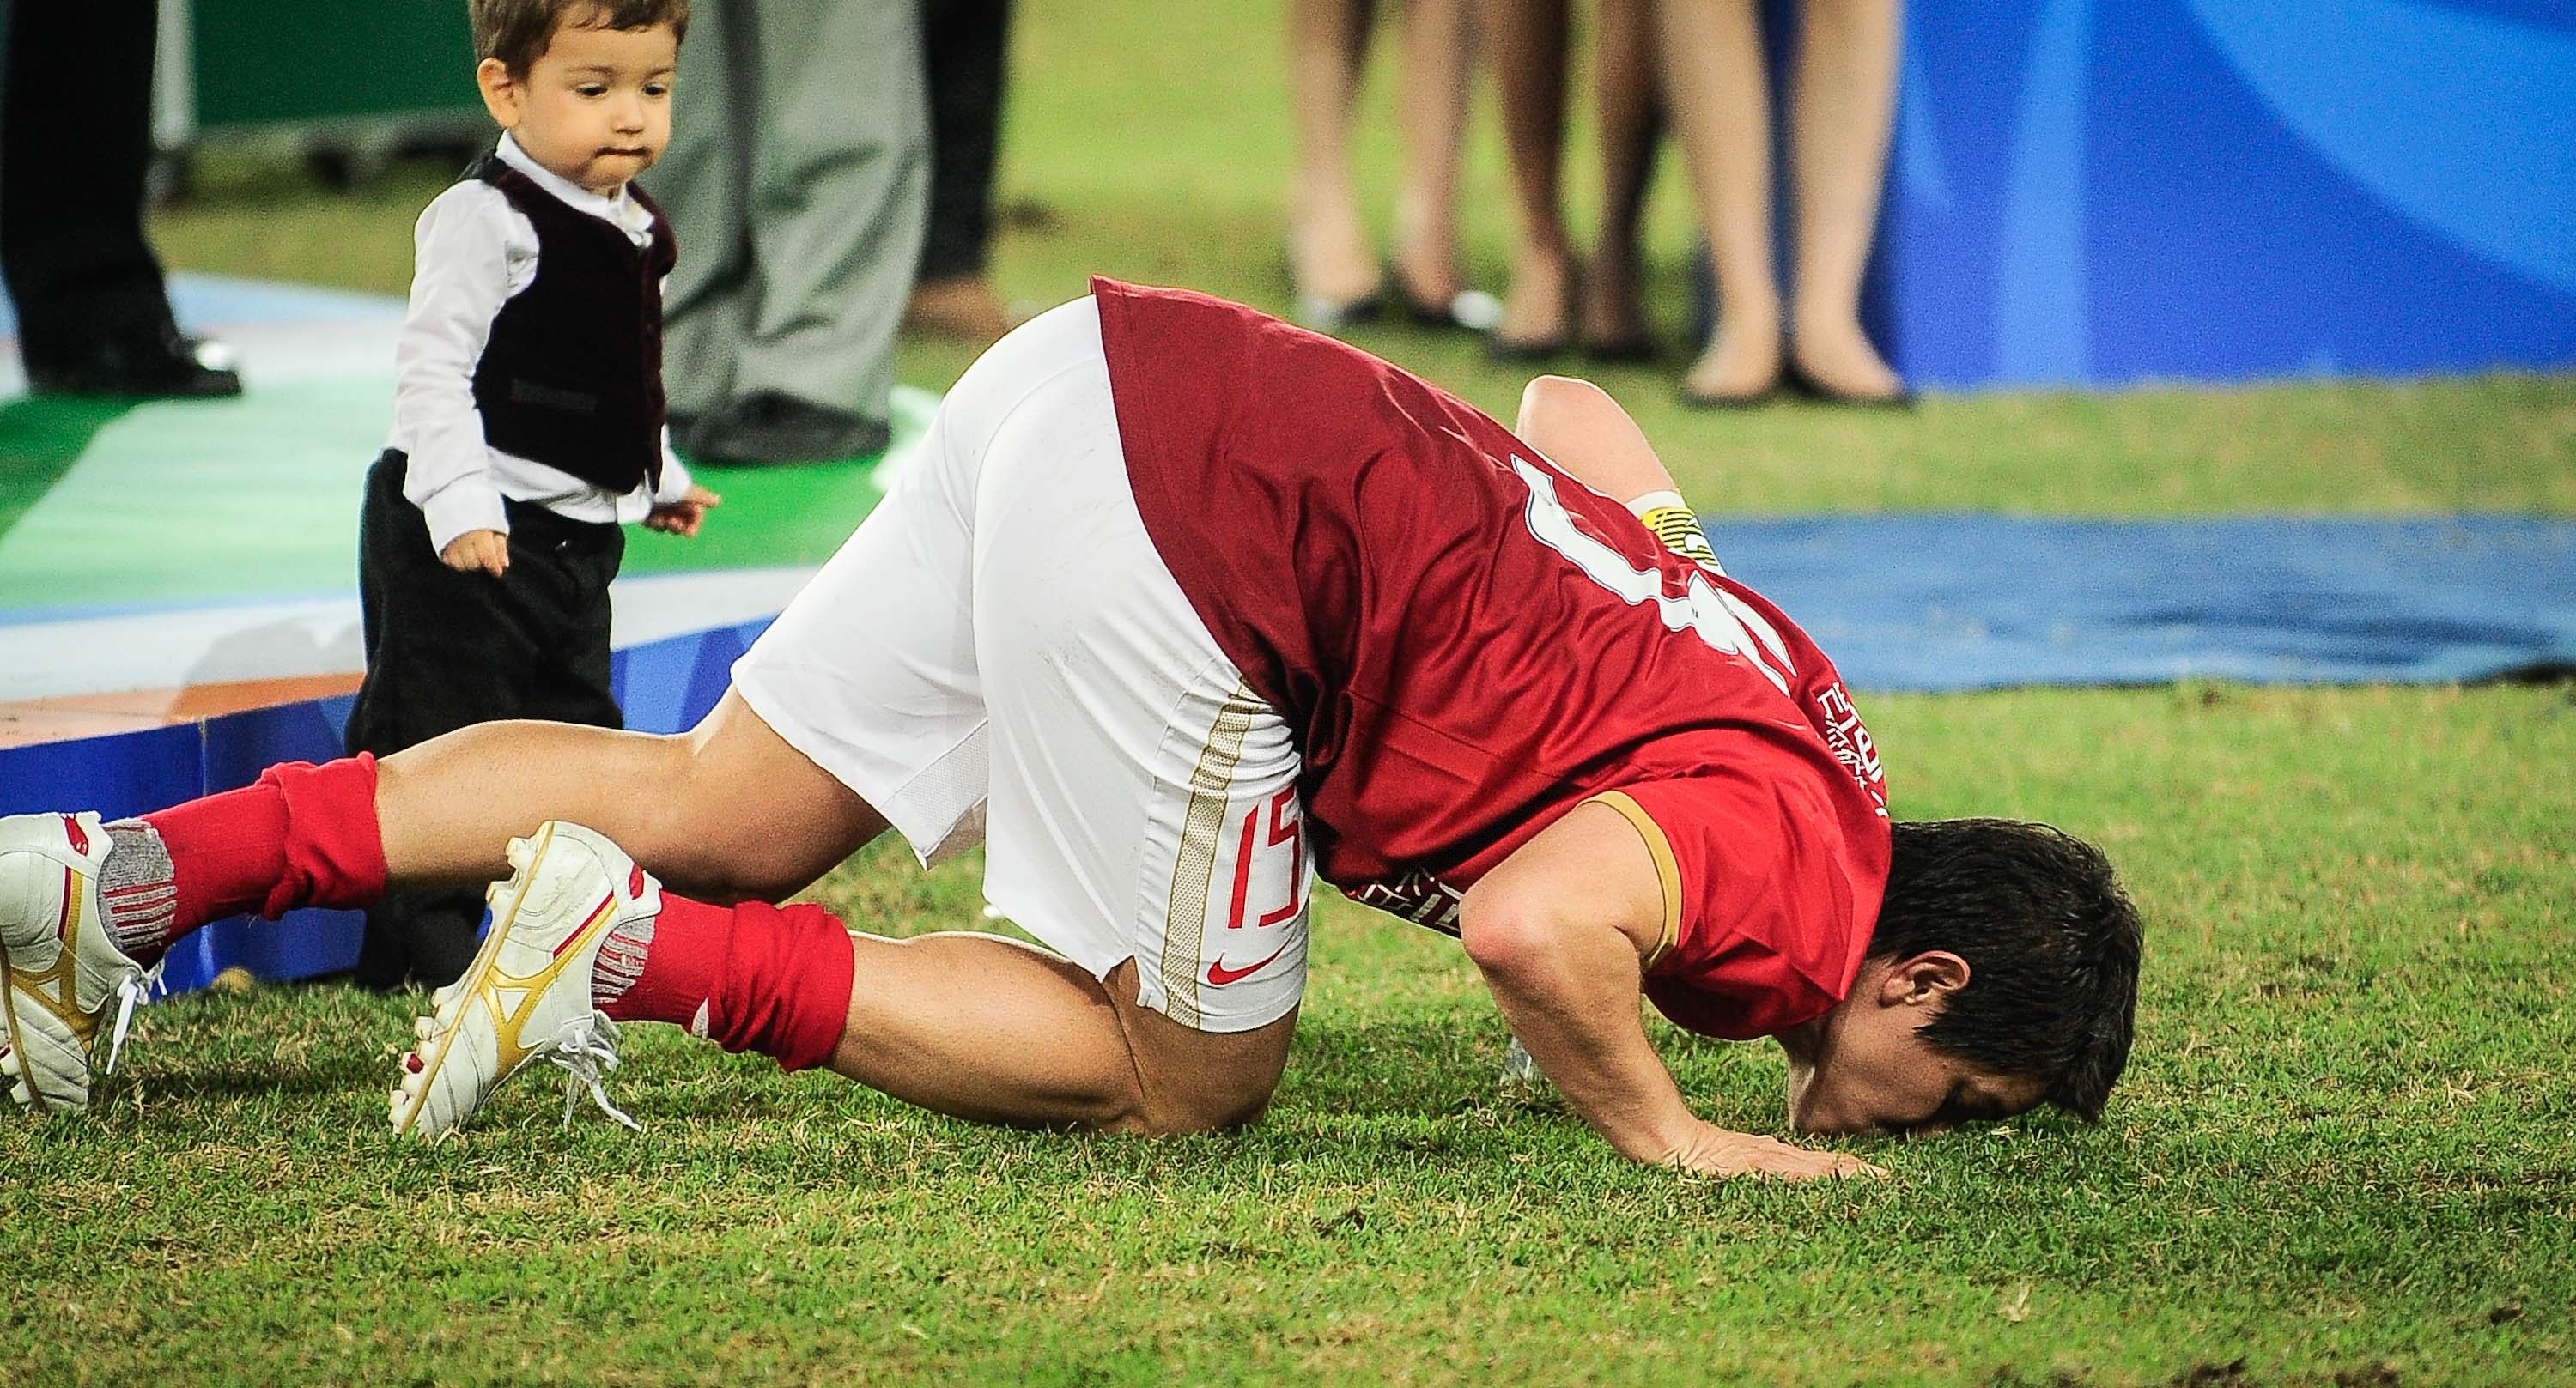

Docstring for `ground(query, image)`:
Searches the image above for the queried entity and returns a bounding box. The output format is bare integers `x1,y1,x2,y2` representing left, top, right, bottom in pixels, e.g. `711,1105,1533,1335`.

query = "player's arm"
1515,376,1722,569
1515,375,1676,506
1461,801,1878,1181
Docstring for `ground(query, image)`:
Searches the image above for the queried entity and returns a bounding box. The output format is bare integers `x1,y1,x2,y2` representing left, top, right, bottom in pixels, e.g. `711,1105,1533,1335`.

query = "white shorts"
731,297,1312,1033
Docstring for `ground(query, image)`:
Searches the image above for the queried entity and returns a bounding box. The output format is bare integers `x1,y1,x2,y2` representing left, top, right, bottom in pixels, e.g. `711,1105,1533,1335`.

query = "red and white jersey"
1092,278,1891,1039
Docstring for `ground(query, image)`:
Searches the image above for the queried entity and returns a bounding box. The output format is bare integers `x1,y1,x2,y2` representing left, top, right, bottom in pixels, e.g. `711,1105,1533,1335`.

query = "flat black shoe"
1393,282,1503,336
1282,233,1387,335
1680,383,1778,410
25,323,242,399
1487,332,1571,364
1579,334,1662,366
681,391,890,464
1780,358,1916,409
1291,288,1384,334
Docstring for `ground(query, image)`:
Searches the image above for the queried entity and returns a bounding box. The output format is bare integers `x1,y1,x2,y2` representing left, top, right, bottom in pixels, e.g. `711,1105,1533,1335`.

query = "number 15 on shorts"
1207,787,1309,985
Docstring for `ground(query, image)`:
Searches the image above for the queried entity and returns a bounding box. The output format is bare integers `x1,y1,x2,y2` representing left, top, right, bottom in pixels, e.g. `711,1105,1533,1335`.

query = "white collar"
495,132,649,232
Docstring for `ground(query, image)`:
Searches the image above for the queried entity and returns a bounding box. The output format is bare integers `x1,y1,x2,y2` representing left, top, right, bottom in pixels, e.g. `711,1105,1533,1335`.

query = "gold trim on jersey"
1157,683,1265,1027
1583,791,1683,972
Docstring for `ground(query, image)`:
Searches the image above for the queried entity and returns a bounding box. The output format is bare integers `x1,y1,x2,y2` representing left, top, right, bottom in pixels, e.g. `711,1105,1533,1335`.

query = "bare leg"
1582,0,1660,353
380,701,1291,1133
1285,0,1386,314
828,951,1297,1134
1483,0,1573,349
374,689,883,905
1392,0,1474,309
1655,0,1780,399
1787,0,1903,398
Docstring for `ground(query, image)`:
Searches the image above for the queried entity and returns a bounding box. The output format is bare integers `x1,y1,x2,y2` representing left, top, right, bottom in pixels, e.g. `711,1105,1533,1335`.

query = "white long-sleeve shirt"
386,132,695,556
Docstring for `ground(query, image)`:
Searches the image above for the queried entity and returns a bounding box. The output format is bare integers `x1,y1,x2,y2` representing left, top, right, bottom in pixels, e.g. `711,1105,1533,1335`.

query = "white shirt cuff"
653,447,696,506
420,482,512,558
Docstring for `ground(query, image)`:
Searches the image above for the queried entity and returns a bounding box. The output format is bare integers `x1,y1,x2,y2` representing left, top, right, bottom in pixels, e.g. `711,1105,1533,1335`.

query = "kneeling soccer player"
0,280,2141,1179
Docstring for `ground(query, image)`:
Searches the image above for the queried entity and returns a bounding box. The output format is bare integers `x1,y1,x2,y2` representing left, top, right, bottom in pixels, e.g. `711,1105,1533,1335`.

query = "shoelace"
99,961,158,1076
544,1010,641,1132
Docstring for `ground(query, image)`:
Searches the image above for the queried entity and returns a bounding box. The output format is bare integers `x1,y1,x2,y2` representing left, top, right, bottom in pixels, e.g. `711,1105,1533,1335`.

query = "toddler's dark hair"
472,0,690,76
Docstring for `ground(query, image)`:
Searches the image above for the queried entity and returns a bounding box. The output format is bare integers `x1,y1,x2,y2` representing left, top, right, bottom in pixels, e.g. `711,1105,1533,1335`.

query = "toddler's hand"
647,485,722,537
440,530,510,576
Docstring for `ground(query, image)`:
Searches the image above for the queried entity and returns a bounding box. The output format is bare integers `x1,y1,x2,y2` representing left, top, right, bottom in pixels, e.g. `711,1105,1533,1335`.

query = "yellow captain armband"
1631,494,1722,572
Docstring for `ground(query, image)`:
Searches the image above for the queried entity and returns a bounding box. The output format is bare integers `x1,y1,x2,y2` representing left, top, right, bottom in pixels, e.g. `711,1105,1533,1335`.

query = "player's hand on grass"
440,529,510,576
647,485,721,537
1667,1121,1886,1182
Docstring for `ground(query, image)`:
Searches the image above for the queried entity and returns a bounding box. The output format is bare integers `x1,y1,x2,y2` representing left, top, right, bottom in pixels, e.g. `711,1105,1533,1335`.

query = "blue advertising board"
0,619,772,994
1883,0,2574,386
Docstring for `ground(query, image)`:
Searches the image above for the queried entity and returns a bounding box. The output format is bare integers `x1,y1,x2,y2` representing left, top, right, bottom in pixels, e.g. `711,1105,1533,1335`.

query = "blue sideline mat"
1703,515,2576,689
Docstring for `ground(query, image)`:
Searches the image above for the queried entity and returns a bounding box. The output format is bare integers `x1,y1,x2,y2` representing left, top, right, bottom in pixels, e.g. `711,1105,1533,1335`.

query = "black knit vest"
465,154,677,494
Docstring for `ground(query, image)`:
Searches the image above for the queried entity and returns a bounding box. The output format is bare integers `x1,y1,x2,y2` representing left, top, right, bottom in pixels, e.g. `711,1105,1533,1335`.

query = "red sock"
131,756,388,953
598,893,855,1073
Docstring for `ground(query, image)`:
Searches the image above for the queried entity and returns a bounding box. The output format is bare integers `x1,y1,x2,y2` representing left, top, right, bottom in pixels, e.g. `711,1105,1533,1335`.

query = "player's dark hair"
1870,818,2142,1122
472,0,690,76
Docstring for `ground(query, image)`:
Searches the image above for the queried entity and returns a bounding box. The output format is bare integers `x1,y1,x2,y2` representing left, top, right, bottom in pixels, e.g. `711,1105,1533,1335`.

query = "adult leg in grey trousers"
653,0,930,464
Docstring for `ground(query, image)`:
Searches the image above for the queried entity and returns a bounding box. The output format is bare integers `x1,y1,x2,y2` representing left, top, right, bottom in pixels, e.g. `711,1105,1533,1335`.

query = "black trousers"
0,0,177,363
920,0,1010,282
345,451,625,990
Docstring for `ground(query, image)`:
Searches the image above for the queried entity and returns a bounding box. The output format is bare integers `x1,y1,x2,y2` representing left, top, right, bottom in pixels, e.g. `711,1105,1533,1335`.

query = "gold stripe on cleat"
392,824,624,1137
1,866,97,1116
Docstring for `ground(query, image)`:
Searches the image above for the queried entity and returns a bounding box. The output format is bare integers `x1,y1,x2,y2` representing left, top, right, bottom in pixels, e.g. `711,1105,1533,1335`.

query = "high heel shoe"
1780,358,1917,409
1485,261,1577,362
1679,342,1781,409
1679,378,1777,409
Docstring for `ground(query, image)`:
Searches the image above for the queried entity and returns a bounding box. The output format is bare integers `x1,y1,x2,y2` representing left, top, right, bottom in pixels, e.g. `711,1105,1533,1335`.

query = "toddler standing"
349,0,717,986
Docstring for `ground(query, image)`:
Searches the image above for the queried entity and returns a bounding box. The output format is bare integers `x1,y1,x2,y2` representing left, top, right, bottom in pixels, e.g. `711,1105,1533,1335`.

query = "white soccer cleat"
0,811,150,1114
391,821,658,1140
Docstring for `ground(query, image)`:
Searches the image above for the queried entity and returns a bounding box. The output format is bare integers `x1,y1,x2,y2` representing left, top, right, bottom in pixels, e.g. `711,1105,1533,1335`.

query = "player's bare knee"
1124,1080,1275,1137
1119,1112,1230,1138
1103,1042,1284,1136
1141,1050,1287,1136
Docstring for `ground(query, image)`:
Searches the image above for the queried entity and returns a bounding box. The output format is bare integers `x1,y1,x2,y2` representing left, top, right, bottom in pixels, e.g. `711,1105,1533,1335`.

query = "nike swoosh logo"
1206,941,1291,987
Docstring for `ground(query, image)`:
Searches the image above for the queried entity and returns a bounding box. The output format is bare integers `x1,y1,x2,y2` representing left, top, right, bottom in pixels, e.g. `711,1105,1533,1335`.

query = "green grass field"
9,0,2576,1382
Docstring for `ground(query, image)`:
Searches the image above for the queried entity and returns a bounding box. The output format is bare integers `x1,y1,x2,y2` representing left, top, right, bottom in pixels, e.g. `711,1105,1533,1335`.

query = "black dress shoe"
679,391,890,464
25,322,243,398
